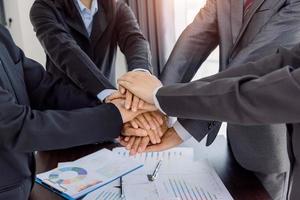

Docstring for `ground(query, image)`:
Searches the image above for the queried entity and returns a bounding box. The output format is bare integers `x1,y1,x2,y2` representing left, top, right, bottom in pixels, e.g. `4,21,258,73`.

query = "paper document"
36,149,143,199
112,147,194,163
82,148,233,200
82,179,121,200
156,162,233,200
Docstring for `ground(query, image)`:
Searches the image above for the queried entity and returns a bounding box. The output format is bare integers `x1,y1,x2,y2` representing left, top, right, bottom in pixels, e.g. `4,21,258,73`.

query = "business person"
0,26,154,199
29,0,166,143
155,0,300,199
117,43,300,200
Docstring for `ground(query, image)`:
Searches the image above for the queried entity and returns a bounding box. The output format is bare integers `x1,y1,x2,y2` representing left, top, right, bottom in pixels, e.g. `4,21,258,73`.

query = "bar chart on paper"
83,187,121,200
158,176,223,200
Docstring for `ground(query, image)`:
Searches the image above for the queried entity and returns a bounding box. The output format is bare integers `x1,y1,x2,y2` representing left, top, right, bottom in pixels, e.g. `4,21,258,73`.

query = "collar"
74,0,98,14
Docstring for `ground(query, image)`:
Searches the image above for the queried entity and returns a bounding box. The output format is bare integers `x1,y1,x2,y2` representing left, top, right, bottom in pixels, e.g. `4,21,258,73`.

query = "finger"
143,112,158,130
131,96,140,112
151,112,164,125
148,130,157,144
125,90,133,110
154,128,161,143
122,127,148,137
130,119,139,129
118,81,132,92
119,138,128,147
126,137,136,150
130,137,142,155
138,99,144,109
136,115,151,130
119,85,126,94
138,137,150,153
158,126,164,137
106,92,124,102
134,118,146,130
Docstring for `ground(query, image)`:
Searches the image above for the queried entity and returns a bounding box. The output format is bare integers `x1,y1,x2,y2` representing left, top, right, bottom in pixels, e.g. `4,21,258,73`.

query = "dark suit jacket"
157,43,300,200
30,0,152,96
160,0,300,174
0,26,123,199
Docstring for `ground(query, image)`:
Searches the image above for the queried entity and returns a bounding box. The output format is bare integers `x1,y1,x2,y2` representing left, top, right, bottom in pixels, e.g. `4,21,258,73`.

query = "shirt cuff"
153,86,166,114
97,89,117,102
173,121,192,141
132,68,151,74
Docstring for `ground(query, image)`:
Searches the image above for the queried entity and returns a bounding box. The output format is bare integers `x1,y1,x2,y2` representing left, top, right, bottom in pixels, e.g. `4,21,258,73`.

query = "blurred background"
0,0,226,139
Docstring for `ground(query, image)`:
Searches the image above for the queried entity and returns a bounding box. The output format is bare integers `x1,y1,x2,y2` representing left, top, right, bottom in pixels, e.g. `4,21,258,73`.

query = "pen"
120,176,125,199
148,160,163,181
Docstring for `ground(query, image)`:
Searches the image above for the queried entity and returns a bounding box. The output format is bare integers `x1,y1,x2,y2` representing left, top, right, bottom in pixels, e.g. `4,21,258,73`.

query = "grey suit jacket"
160,0,300,174
156,43,300,200
0,26,123,199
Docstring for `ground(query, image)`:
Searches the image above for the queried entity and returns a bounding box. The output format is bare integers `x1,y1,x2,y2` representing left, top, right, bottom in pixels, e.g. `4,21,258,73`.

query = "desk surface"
30,136,271,200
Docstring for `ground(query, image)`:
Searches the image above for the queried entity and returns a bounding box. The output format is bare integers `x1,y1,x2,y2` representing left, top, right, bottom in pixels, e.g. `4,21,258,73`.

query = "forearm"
157,66,300,125
116,2,152,72
1,97,122,152
160,0,219,84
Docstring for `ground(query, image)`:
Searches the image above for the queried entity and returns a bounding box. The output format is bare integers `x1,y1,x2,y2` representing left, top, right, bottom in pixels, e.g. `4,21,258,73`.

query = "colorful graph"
49,167,88,185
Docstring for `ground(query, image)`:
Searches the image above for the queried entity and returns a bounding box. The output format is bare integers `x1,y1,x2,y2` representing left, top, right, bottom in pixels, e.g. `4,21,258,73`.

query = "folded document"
36,149,143,200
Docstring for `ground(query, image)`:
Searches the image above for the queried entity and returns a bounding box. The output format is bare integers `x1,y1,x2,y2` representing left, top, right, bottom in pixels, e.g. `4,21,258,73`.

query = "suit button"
208,122,212,130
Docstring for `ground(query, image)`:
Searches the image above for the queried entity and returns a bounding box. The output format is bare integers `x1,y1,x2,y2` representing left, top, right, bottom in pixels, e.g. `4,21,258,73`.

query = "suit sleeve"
0,28,123,152
159,0,220,142
0,88,122,152
160,0,219,85
116,2,152,72
30,1,115,96
157,44,300,125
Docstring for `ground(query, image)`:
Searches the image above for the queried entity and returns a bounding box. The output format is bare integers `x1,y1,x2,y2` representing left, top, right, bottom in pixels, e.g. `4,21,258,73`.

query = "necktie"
244,0,254,15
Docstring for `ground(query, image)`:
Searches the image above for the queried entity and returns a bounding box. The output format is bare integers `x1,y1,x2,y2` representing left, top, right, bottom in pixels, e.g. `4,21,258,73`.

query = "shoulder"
0,26,21,63
30,0,60,17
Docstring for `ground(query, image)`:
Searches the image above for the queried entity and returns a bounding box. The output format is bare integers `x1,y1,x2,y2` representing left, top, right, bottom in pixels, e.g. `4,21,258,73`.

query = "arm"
157,45,300,125
0,87,123,152
116,2,152,72
30,1,114,97
23,53,99,111
160,0,219,85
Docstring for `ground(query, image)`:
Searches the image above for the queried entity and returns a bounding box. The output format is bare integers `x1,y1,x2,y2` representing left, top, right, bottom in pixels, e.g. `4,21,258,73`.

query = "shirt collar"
75,0,98,15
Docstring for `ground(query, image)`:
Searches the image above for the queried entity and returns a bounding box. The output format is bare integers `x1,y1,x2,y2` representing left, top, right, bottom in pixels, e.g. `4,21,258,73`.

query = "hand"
120,120,169,155
118,71,162,104
120,86,145,112
130,111,164,130
110,98,143,123
119,136,150,155
145,128,183,152
107,89,157,112
129,112,167,144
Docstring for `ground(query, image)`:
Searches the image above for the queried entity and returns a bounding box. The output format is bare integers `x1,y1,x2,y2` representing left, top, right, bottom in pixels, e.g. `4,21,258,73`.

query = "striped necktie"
244,0,254,15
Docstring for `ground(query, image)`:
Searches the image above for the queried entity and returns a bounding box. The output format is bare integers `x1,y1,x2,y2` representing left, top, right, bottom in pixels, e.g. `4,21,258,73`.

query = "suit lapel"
0,44,29,104
230,0,265,57
90,4,108,43
230,0,244,44
55,0,89,39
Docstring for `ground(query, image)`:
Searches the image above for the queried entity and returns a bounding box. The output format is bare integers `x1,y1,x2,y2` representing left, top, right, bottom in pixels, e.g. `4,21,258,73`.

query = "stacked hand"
109,71,183,155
